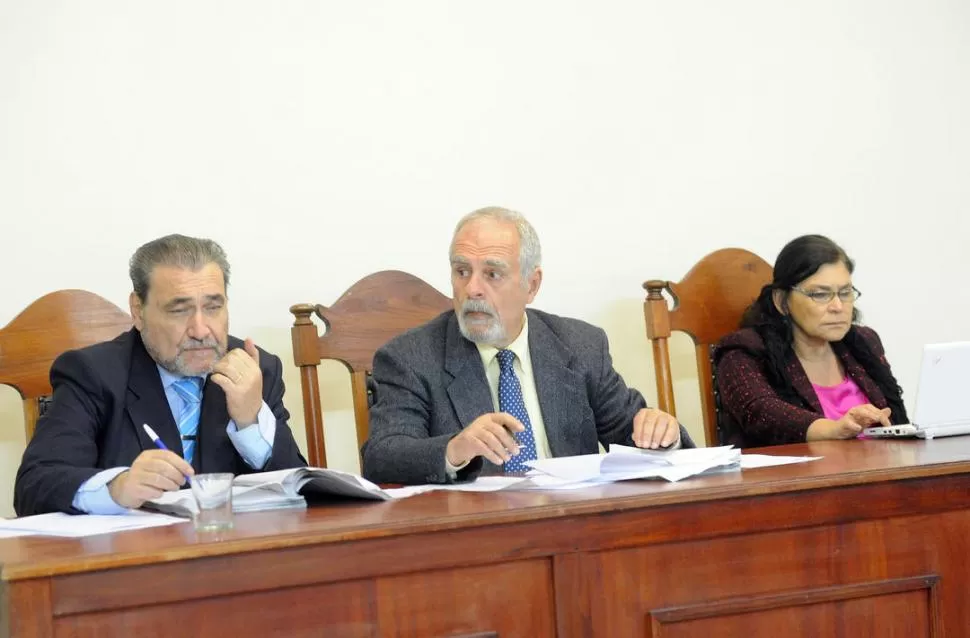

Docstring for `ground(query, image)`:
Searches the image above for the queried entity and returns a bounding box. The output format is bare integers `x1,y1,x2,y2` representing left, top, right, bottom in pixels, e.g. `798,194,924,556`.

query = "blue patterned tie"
172,377,203,464
496,349,538,472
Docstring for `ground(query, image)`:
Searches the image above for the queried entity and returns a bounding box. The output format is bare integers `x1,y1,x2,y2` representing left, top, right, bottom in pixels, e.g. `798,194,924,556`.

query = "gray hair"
129,234,231,301
450,206,542,280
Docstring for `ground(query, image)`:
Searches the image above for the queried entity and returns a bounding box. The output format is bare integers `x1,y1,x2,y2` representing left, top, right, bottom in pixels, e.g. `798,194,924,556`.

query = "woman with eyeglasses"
714,234,907,447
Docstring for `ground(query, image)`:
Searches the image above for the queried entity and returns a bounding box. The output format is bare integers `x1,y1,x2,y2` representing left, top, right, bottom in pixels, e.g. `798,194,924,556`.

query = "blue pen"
143,424,192,481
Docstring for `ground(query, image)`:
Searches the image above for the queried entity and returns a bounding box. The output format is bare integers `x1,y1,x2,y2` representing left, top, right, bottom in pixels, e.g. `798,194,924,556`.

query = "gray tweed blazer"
361,308,694,485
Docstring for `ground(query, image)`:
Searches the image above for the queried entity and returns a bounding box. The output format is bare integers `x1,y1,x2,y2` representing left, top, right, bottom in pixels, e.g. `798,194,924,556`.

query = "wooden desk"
3,438,970,637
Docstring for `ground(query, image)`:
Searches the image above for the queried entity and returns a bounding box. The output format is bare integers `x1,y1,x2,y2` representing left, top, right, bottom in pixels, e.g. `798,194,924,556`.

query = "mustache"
176,336,221,352
461,299,497,318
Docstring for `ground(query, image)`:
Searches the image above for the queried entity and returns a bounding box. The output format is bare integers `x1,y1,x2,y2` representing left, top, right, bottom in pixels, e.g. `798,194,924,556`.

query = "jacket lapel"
526,311,586,458
785,353,824,413
834,342,888,408
442,311,587,458
125,332,183,457
444,314,494,429
787,342,889,413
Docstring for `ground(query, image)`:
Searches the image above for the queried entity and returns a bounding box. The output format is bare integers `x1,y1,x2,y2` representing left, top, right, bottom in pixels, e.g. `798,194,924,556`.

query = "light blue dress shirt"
72,365,277,514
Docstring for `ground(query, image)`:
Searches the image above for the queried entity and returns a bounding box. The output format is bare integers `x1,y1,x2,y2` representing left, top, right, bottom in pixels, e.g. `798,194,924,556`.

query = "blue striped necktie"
172,377,203,464
496,349,538,473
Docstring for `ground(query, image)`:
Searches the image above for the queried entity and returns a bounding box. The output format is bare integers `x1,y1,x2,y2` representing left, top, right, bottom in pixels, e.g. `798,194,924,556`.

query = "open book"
146,467,393,517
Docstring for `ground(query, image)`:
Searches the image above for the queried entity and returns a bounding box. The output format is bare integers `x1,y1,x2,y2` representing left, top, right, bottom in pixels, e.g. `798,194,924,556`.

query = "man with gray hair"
362,207,693,485
15,234,305,516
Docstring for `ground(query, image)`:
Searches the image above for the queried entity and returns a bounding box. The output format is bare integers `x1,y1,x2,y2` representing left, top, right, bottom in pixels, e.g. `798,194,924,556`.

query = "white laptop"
864,341,970,440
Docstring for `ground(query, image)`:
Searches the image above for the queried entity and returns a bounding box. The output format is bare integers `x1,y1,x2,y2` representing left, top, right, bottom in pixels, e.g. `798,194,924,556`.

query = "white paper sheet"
0,528,36,539
383,477,530,498
526,446,742,483
523,454,606,481
740,454,822,469
377,450,821,497
0,511,187,538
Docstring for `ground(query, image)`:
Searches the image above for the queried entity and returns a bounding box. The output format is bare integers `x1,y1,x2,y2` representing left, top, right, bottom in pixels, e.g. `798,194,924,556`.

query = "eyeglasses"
791,286,862,305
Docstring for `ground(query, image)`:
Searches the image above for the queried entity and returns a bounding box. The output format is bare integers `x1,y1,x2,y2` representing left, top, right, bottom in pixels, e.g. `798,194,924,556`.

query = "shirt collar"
475,313,530,368
156,364,205,390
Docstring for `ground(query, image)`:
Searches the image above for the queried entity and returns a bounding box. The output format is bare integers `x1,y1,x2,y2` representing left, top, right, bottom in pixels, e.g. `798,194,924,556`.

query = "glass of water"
189,473,234,532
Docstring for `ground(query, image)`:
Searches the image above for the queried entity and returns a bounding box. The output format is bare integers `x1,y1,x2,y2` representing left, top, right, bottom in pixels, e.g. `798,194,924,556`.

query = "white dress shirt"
72,365,276,514
446,314,552,474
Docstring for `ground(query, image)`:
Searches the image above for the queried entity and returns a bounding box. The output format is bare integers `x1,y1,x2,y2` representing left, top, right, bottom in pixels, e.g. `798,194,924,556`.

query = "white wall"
1,1,967,517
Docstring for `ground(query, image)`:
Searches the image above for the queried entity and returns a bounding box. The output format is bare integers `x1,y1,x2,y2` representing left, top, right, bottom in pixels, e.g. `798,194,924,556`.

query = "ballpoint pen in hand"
143,423,192,481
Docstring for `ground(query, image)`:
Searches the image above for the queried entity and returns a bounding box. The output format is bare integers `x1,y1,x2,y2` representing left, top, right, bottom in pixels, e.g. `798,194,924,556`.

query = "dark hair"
129,234,230,302
741,234,857,330
737,235,905,416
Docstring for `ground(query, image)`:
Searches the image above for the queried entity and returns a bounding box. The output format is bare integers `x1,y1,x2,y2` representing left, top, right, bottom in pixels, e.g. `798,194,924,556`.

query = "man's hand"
107,450,194,509
211,338,263,426
446,413,526,467
807,404,891,441
632,408,681,449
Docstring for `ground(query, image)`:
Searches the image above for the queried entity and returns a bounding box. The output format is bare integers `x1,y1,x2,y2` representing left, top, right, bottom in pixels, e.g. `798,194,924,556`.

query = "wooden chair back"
290,270,452,467
643,248,772,446
0,290,132,441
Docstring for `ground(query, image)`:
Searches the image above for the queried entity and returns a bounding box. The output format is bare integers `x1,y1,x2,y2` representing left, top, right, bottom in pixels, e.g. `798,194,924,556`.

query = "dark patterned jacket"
714,326,908,448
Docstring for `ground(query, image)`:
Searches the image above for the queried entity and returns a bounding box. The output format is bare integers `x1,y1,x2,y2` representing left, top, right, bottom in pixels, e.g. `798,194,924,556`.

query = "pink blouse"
811,376,870,421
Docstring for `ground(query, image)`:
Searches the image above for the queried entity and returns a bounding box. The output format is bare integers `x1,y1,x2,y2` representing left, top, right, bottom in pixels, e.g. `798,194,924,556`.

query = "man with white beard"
362,207,693,485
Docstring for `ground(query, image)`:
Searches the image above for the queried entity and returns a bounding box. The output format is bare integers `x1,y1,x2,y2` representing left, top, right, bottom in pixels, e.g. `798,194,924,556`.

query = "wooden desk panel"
376,560,556,637
651,582,937,638
56,579,377,638
591,514,955,636
3,438,970,637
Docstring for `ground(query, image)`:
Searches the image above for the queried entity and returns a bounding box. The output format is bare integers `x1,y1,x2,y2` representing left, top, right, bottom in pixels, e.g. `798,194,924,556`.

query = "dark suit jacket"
15,329,306,516
714,326,908,448
361,309,695,485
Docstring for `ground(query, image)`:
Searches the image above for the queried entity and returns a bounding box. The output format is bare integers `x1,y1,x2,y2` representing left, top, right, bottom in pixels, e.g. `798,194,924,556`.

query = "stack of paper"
148,484,306,516
250,467,391,502
517,445,743,489
147,466,417,517
387,450,822,495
